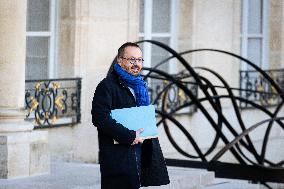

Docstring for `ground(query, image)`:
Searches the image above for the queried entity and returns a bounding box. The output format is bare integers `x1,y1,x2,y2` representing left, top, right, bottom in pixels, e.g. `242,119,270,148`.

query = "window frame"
26,0,59,79
139,0,179,74
241,0,269,70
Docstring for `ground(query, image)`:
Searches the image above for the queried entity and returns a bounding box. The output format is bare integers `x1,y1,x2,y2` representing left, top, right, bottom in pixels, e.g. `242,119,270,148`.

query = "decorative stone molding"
0,108,34,132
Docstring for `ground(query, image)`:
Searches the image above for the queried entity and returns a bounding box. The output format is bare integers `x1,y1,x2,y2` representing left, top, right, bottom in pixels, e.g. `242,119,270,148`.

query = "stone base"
0,130,50,178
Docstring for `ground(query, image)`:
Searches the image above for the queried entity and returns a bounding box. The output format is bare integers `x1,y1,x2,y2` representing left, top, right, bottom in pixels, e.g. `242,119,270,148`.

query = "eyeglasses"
120,57,144,64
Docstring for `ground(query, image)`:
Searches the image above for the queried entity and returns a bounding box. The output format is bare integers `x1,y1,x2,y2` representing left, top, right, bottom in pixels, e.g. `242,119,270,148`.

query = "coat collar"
110,70,128,88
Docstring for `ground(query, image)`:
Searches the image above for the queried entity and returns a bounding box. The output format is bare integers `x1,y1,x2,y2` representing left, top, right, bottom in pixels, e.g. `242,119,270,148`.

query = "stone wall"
270,0,284,69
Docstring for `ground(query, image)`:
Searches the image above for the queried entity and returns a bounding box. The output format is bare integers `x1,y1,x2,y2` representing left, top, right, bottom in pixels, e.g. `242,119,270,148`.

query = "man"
92,42,170,189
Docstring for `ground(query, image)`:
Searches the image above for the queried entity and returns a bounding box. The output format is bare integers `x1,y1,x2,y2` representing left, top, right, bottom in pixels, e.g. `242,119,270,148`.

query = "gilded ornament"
52,82,60,89
29,98,39,113
51,115,57,123
55,95,64,110
35,82,42,90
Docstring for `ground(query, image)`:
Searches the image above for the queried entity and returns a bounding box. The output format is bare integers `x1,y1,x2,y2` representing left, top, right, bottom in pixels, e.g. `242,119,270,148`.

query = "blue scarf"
114,63,150,106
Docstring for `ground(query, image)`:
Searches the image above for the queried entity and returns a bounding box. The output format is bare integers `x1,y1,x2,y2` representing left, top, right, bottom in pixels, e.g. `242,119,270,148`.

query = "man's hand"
131,128,144,145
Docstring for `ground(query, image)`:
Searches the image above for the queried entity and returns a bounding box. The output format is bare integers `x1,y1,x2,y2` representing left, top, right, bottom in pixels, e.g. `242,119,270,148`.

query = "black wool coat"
91,71,170,189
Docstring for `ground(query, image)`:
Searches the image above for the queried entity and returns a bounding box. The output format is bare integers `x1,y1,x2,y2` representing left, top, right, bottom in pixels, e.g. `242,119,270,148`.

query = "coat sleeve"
91,80,136,145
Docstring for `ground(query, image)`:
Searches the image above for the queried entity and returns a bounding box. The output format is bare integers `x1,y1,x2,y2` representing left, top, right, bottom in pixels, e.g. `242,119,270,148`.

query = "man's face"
117,46,143,76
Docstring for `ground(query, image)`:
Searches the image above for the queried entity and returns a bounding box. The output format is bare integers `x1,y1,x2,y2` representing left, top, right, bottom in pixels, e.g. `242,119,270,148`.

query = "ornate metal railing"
133,40,284,188
25,78,81,129
240,69,284,108
144,71,198,115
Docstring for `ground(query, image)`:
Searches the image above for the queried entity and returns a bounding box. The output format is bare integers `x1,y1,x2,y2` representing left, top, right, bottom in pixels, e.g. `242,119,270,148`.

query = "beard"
129,64,141,76
120,62,142,76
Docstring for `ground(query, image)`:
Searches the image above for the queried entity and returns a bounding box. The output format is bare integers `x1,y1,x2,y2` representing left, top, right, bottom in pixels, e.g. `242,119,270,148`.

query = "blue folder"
111,105,158,138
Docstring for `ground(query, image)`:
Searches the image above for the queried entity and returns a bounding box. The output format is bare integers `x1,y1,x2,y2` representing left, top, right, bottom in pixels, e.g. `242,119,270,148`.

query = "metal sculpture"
134,40,284,187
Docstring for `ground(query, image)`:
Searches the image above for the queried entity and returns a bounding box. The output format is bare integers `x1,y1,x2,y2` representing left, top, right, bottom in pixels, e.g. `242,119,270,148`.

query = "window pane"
248,0,262,34
26,37,50,79
151,37,170,71
27,0,50,31
139,0,144,33
247,38,262,70
152,0,171,33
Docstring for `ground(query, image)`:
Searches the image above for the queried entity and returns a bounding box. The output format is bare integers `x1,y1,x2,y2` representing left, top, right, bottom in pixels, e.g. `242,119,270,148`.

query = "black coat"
92,71,170,189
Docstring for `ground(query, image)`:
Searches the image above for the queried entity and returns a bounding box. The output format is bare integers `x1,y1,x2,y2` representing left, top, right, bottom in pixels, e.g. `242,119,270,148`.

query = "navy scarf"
114,63,150,106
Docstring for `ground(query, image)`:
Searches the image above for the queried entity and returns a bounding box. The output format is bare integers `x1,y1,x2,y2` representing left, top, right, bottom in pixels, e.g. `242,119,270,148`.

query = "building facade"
0,0,283,178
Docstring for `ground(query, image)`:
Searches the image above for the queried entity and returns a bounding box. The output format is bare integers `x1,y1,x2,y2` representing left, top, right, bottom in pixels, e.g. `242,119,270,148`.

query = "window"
26,0,58,80
139,0,178,74
241,0,269,70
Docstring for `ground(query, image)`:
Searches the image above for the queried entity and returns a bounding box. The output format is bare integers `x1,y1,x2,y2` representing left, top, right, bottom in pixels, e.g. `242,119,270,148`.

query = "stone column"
281,0,284,67
0,0,49,178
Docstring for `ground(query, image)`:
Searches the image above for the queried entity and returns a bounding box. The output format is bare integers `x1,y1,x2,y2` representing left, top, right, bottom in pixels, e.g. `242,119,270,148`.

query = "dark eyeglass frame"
120,56,144,64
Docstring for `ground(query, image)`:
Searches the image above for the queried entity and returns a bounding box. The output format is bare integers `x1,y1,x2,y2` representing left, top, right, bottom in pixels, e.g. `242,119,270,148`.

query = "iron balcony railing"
25,78,81,129
240,69,284,108
145,70,198,115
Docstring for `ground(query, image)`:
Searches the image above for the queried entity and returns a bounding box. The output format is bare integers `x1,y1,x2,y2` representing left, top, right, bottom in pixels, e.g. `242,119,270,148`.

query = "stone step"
142,166,215,189
0,162,215,189
203,180,260,189
203,178,284,189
